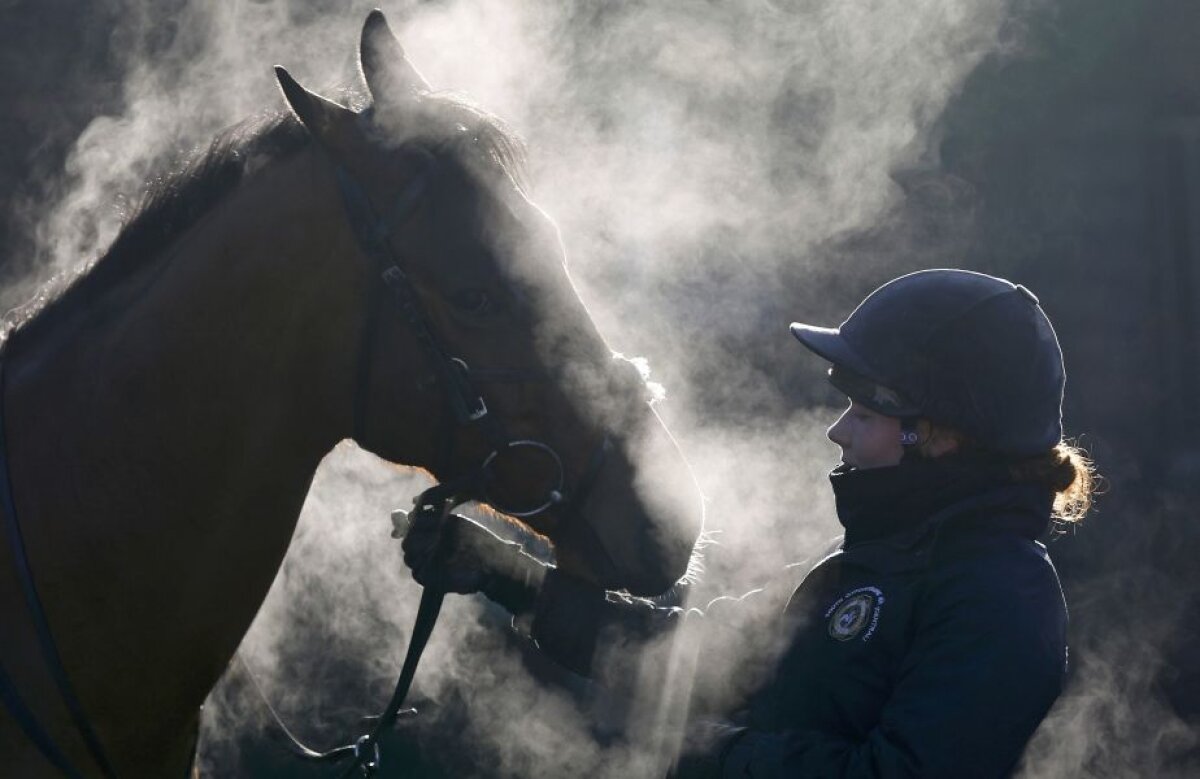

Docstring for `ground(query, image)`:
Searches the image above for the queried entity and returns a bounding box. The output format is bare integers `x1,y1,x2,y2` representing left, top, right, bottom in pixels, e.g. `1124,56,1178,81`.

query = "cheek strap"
900,416,921,448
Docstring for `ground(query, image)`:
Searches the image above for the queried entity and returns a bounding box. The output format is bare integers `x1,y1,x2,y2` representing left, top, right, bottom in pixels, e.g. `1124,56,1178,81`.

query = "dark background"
1,0,1197,775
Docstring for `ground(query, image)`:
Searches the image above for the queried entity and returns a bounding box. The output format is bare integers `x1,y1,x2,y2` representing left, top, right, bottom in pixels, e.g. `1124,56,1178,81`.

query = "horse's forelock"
421,92,530,195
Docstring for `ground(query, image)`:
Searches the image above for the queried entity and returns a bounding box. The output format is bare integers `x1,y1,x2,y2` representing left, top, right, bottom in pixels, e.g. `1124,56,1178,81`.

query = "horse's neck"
13,145,358,511
3,144,364,683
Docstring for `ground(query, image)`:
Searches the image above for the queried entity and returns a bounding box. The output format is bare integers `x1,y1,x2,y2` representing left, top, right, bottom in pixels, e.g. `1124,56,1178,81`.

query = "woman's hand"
398,508,546,613
401,508,496,593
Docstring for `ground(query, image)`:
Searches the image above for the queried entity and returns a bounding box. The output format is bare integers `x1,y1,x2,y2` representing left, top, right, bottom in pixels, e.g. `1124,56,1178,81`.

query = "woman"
403,268,1096,778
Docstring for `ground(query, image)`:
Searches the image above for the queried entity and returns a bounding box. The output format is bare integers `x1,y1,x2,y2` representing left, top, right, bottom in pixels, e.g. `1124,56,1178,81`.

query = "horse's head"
275,11,701,596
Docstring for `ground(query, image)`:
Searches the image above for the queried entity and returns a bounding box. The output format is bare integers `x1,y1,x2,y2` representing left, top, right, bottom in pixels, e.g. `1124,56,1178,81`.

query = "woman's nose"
827,410,849,446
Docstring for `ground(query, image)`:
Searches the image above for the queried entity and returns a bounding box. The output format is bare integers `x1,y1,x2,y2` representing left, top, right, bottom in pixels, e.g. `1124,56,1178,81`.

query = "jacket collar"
829,456,1051,549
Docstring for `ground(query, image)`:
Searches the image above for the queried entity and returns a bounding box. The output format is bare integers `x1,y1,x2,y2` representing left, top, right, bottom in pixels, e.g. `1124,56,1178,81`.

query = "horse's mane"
84,114,311,313
9,90,527,338
5,113,309,336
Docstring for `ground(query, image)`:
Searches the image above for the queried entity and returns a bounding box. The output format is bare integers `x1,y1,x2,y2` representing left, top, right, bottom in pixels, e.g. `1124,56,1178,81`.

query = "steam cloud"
9,0,1191,776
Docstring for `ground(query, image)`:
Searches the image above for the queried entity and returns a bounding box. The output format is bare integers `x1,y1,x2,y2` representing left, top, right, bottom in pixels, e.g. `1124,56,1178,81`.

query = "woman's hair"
921,426,1099,524
1007,440,1098,525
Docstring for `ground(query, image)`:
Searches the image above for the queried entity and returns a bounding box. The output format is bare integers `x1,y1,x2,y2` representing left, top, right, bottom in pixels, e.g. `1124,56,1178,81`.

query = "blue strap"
0,657,84,778
0,351,119,778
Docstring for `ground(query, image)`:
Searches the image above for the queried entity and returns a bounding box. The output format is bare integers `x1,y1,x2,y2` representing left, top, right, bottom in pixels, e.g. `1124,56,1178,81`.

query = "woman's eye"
451,289,496,316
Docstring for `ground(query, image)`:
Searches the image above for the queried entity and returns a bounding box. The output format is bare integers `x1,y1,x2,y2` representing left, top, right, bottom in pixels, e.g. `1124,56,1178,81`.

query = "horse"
0,11,702,776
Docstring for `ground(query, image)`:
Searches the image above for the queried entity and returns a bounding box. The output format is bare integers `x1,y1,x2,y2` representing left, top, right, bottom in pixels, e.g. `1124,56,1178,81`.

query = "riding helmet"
789,268,1065,457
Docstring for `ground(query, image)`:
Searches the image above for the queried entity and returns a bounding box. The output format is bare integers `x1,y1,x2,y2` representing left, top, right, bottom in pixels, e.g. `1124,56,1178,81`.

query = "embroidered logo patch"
825,586,885,642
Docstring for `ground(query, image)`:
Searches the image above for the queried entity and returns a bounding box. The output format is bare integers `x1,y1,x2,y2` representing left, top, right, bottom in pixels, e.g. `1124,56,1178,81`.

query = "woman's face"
827,400,904,470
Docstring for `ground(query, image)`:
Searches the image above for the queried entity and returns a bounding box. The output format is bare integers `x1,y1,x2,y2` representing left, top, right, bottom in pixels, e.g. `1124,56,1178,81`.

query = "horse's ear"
359,8,431,106
275,66,358,152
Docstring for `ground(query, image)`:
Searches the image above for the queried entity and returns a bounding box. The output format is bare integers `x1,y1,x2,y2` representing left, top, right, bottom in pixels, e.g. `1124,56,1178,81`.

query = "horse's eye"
450,288,496,317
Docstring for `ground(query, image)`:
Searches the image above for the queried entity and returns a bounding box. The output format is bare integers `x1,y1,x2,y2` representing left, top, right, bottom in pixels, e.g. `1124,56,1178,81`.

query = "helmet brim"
790,324,922,416
788,323,877,379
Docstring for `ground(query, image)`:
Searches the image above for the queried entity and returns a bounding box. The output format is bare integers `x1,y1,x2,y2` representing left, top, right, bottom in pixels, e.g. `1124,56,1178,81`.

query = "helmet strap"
900,416,921,449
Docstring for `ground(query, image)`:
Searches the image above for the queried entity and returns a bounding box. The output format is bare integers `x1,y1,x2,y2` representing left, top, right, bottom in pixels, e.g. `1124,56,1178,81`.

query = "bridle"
336,144,628,558
264,138,648,776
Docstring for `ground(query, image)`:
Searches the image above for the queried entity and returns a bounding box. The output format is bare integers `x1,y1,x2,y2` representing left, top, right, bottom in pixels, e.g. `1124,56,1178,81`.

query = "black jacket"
693,459,1069,778
520,458,1068,778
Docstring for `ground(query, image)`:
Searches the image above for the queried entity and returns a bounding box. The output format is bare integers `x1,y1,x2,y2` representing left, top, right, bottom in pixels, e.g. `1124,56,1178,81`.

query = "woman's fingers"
401,513,484,593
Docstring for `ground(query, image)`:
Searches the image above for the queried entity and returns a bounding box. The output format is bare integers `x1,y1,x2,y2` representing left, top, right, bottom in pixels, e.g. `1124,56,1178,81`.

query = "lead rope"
247,489,459,777
336,587,445,779
309,440,607,777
